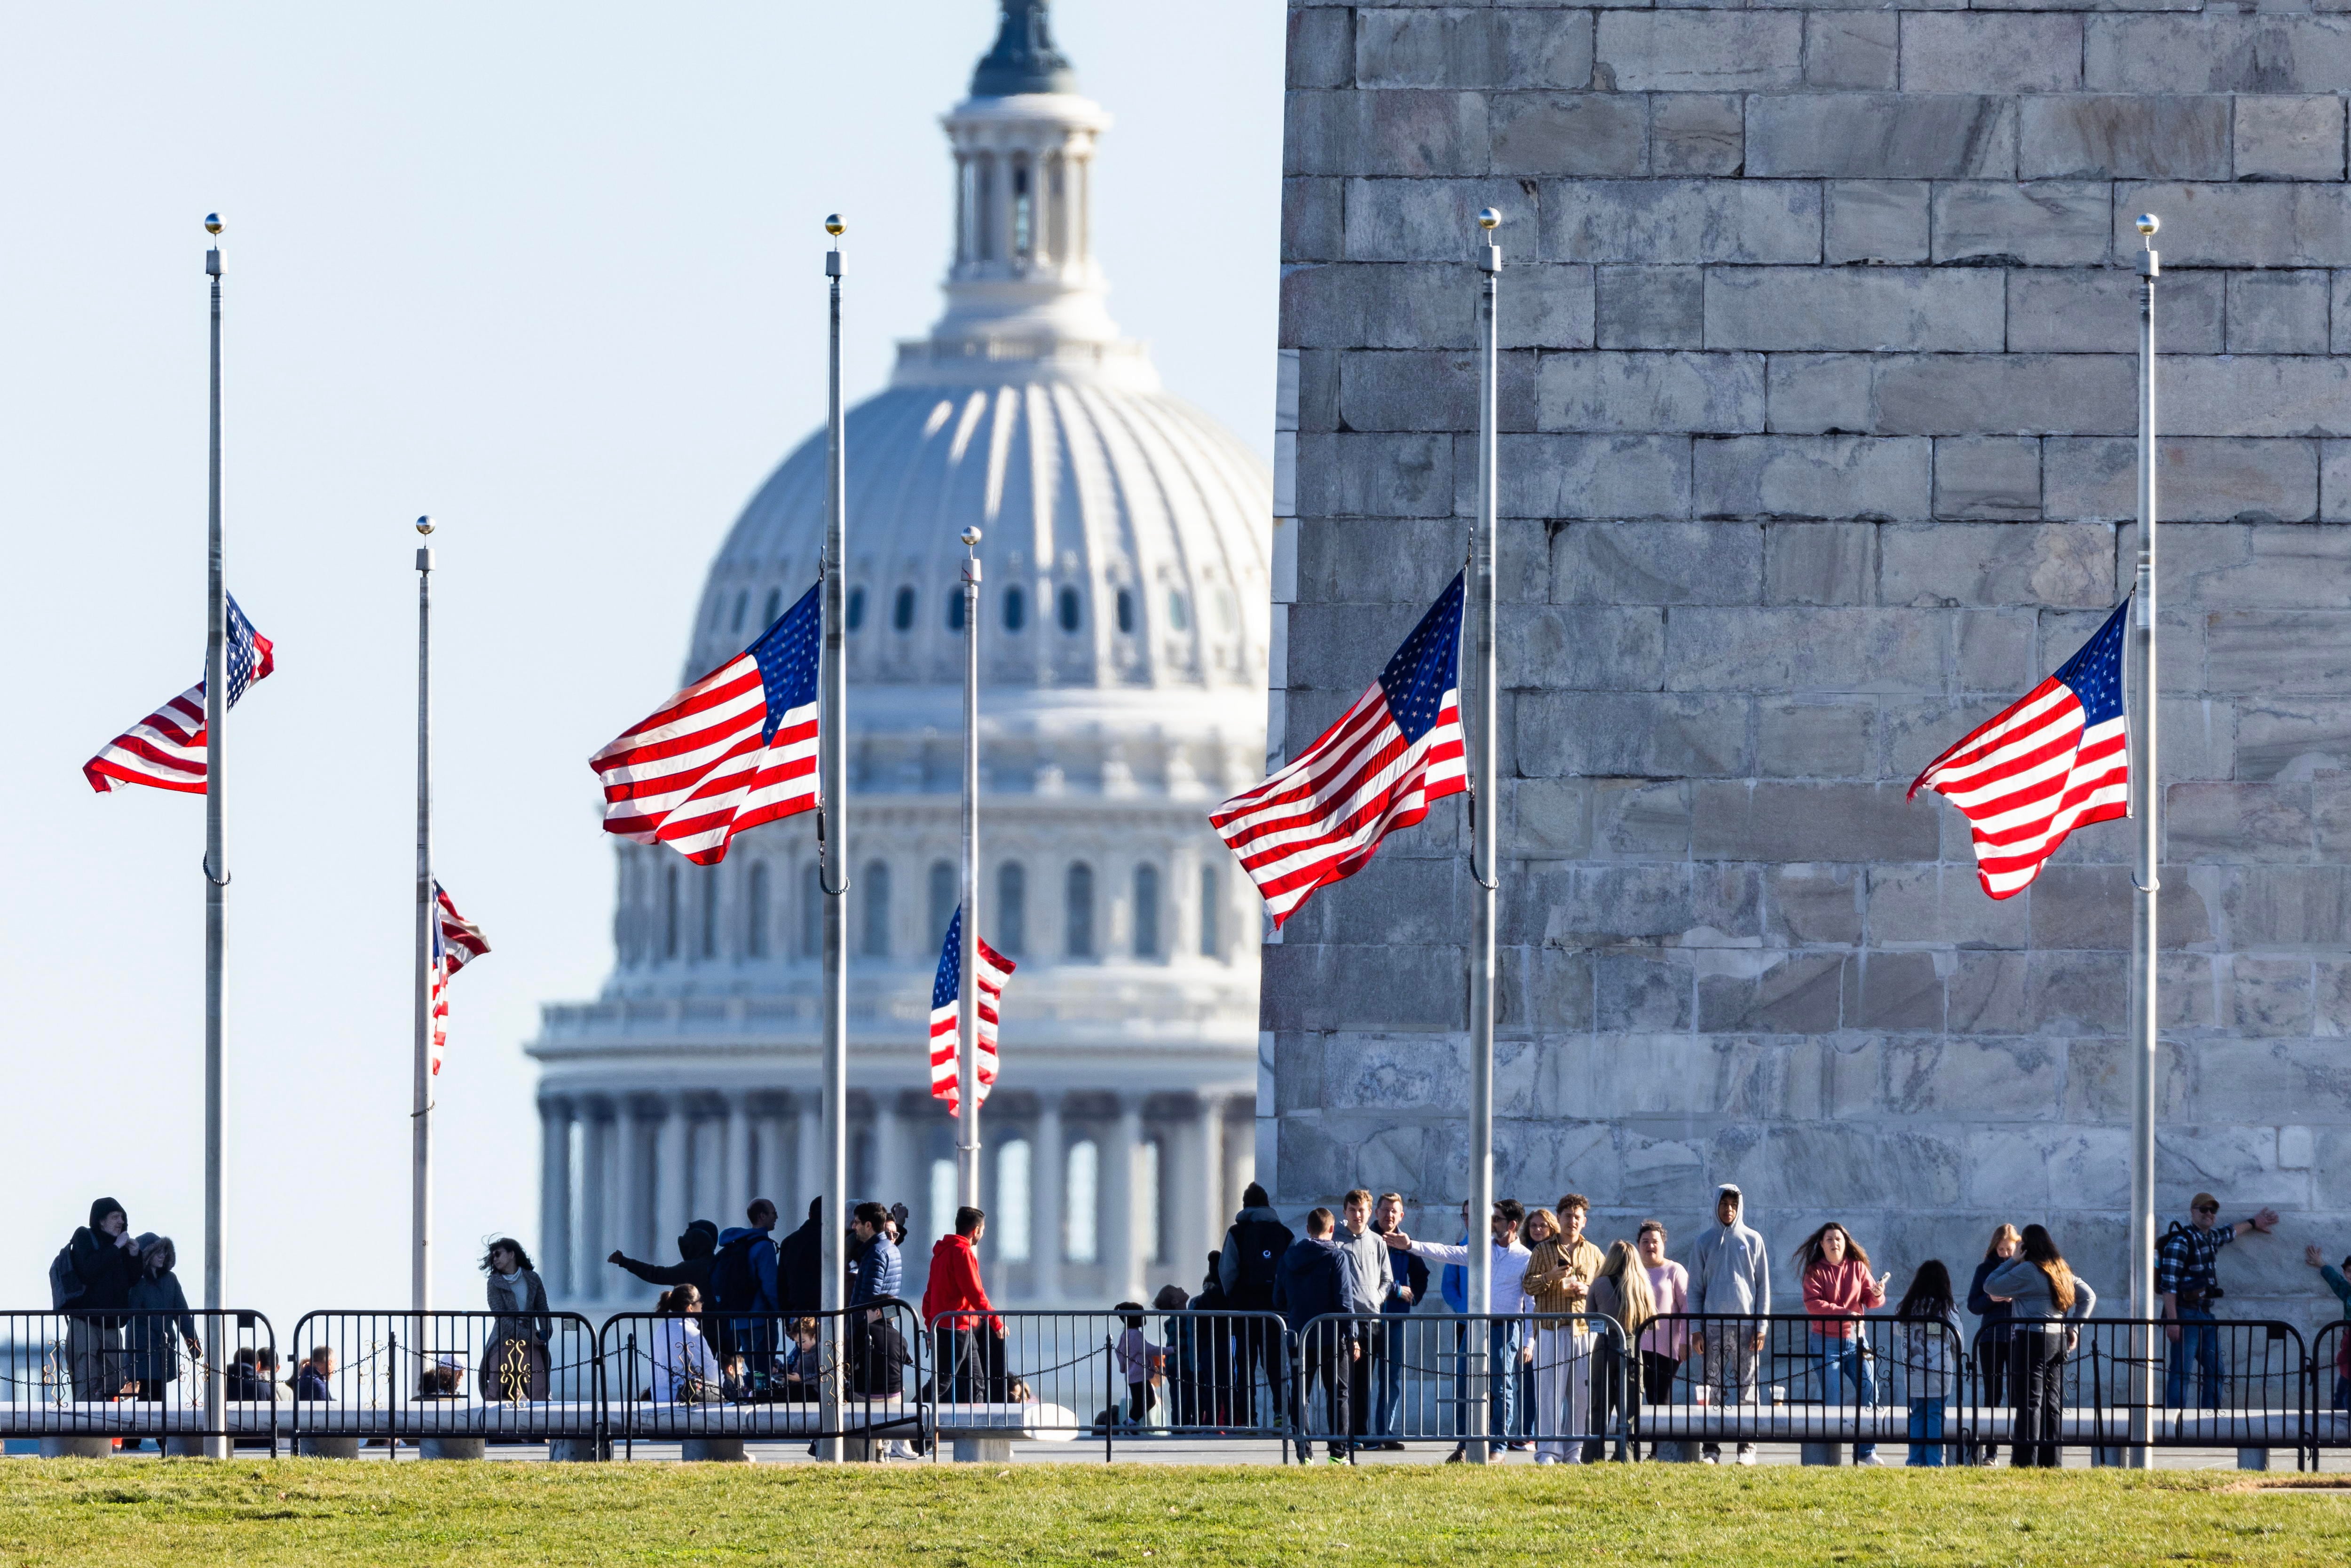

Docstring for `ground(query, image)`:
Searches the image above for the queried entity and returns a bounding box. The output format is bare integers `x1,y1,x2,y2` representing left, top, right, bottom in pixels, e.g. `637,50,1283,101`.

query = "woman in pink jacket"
1796,1222,1891,1465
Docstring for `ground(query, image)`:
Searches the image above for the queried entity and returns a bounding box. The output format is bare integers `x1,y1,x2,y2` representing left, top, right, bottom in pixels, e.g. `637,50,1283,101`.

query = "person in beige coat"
1522,1199,1606,1463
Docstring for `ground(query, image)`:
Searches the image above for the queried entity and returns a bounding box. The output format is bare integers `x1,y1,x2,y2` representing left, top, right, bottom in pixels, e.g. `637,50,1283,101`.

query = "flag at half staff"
591,582,821,865
428,882,490,1076
85,595,275,795
928,906,1013,1116
1910,599,2130,899
1212,572,1466,926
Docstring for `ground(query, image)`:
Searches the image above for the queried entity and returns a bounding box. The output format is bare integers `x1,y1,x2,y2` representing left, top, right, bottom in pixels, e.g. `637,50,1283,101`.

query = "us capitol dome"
529,0,1270,1312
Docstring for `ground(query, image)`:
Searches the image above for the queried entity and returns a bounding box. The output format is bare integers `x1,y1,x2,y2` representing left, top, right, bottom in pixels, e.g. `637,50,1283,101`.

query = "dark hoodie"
68,1198,138,1317
777,1199,823,1314
611,1220,721,1300
1215,1194,1295,1309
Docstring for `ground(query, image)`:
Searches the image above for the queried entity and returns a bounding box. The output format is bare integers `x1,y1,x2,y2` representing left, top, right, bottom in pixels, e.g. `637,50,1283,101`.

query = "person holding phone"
1796,1221,1889,1465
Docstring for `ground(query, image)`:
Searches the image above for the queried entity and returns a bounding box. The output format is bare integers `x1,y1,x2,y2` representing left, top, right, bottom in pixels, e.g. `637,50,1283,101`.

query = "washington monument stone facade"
1267,3,2351,1328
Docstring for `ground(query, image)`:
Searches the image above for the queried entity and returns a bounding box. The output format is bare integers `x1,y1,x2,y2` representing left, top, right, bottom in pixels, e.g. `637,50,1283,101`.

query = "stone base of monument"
38,1436,112,1459
297,1436,361,1458
952,1437,1013,1463
418,1437,486,1460
680,1438,750,1462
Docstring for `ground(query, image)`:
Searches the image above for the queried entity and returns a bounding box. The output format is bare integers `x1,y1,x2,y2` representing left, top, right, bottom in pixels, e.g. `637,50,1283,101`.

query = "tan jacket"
1521,1236,1605,1316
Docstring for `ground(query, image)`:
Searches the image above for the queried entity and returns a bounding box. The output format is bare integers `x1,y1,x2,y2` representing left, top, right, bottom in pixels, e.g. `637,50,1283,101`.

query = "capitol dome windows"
746,861,771,959
663,863,680,962
731,591,748,633
1065,862,1095,958
1064,1140,1099,1263
860,860,891,958
698,868,718,961
893,586,917,632
763,587,782,627
948,589,966,633
1004,584,1028,633
1199,865,1221,959
1057,586,1081,633
997,862,1027,955
799,862,822,959
1133,864,1161,958
928,860,956,947
995,1140,1032,1261
1115,588,1135,634
847,586,867,632
1168,592,1189,632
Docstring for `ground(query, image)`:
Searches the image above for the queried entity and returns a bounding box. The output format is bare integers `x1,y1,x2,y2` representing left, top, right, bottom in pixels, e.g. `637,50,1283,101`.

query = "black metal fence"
0,1309,277,1451
601,1299,924,1455
285,1310,603,1450
1292,1311,1631,1462
1632,1312,1966,1459
1964,1318,2306,1460
2311,1321,2351,1463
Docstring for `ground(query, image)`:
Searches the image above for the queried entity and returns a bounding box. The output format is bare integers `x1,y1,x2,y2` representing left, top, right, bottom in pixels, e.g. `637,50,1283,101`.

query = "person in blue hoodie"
714,1200,782,1382
1272,1207,1362,1463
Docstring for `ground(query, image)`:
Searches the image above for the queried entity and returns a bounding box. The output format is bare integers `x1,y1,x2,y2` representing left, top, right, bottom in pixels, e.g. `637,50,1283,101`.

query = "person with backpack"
1214,1183,1292,1429
777,1198,824,1315
56,1198,140,1401
713,1199,783,1385
2157,1193,2278,1409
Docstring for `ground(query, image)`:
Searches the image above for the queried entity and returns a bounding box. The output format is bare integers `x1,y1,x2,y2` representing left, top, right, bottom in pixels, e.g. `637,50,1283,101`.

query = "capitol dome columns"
538,1096,574,1299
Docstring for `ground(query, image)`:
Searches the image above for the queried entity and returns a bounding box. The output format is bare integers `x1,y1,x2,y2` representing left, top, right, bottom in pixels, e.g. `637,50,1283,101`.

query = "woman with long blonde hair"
1586,1239,1656,1461
1964,1223,2022,1462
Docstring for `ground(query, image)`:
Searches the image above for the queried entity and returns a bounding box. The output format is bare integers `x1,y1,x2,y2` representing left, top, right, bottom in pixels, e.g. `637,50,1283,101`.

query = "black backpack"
1230,1218,1294,1309
49,1244,85,1310
711,1233,763,1314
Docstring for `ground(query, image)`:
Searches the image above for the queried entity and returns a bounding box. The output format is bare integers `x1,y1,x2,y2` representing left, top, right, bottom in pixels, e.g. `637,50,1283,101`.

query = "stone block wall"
1269,1,2351,1332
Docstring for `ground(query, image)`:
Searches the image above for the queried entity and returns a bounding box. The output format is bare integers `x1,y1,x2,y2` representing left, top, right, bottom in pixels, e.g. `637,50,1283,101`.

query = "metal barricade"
1969,1318,2306,1465
602,1298,924,1459
0,1308,277,1454
286,1310,603,1456
1292,1311,1629,1462
2310,1320,2351,1466
1633,1313,1965,1460
929,1308,1294,1459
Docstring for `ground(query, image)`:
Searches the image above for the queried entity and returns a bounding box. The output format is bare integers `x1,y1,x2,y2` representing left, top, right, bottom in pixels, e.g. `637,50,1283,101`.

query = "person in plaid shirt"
2157,1192,2279,1409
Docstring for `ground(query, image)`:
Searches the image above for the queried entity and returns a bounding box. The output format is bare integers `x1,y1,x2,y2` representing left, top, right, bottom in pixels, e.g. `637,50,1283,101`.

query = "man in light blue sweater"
1688,1183,1770,1465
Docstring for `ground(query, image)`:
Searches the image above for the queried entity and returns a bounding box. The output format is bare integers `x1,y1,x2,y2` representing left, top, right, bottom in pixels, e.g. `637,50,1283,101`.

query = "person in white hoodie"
1687,1183,1771,1465
1384,1198,1533,1459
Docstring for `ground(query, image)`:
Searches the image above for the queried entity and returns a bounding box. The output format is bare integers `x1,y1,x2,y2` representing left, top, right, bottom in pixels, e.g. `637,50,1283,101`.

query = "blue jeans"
2166,1311,2222,1408
1451,1322,1519,1442
1906,1398,1948,1466
1374,1316,1407,1436
1820,1340,1877,1461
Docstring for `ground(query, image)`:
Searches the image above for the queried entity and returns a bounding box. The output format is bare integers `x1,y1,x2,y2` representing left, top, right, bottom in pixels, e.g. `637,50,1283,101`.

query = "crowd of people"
49,1181,2351,1469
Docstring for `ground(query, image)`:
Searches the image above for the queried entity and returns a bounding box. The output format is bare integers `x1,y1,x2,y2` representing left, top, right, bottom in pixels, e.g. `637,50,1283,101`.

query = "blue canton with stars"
2053,599,2130,727
224,595,264,706
749,582,824,744
932,906,965,1009
1377,572,1465,744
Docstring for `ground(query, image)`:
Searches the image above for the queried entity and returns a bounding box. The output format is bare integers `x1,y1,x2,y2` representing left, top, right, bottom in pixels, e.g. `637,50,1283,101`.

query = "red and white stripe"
1211,685,1466,927
590,654,817,867
429,883,490,1076
1909,677,2128,899
928,937,1013,1116
85,634,276,795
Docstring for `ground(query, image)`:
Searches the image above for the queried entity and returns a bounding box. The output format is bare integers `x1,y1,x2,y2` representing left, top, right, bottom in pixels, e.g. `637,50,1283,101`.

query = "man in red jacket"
923,1207,1007,1403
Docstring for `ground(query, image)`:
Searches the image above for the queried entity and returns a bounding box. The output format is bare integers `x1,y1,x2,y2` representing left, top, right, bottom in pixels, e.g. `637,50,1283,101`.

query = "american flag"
928,905,1014,1116
1909,600,2131,899
1211,573,1467,926
84,596,275,795
591,582,820,866
428,881,490,1076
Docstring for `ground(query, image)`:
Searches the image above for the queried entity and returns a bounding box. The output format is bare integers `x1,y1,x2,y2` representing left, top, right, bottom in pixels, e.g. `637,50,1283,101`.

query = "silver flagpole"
1467,207,1501,1464
818,215,850,1460
2126,213,2162,1466
413,518,437,1313
957,525,983,1207
200,213,229,1459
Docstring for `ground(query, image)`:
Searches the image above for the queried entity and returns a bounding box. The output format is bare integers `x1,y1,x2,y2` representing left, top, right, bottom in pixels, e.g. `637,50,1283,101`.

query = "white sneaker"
1700,1453,1720,1465
1854,1455,1886,1467
1736,1448,1758,1466
885,1441,917,1461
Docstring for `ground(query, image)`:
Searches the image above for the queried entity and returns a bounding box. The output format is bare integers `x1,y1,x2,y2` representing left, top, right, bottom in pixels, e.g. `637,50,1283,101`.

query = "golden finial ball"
1477,208,1501,231
204,213,222,235
825,214,845,237
961,526,983,547
2136,214,2160,236
415,515,434,536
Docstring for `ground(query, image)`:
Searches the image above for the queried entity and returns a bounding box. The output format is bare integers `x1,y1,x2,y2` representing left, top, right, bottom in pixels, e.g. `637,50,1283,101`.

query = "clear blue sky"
0,0,1279,1321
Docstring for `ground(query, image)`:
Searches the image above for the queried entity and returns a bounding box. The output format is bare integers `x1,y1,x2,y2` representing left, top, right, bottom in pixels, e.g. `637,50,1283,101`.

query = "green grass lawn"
0,1460,2344,1567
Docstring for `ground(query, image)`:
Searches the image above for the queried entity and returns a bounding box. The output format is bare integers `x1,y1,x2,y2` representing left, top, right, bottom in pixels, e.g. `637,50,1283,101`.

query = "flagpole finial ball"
1477,208,1501,231
204,213,222,235
960,527,982,547
415,515,434,536
825,214,845,237
2136,214,2160,236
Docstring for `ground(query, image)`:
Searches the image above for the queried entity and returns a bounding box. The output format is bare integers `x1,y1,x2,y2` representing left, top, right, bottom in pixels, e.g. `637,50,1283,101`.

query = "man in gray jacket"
1336,1189,1394,1453
1688,1183,1770,1465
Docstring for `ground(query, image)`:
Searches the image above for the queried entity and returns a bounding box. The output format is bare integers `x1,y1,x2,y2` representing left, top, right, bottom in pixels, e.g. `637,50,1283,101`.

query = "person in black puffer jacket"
65,1198,140,1401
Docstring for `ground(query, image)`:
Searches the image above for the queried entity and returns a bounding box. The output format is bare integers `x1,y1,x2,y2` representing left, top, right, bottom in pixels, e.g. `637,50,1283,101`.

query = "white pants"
1532,1325,1592,1463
